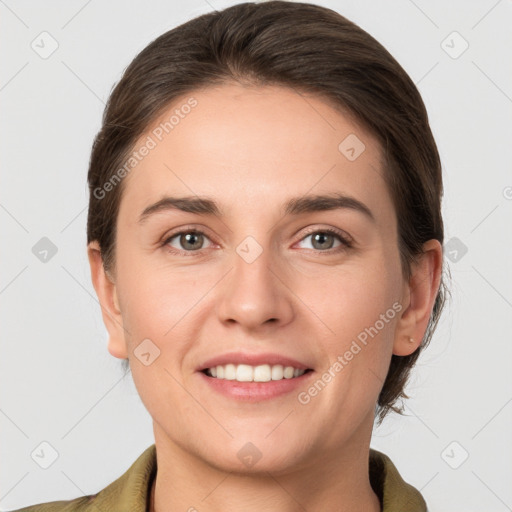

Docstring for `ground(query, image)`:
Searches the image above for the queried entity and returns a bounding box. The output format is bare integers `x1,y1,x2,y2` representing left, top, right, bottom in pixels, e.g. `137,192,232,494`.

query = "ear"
393,239,443,356
87,241,128,359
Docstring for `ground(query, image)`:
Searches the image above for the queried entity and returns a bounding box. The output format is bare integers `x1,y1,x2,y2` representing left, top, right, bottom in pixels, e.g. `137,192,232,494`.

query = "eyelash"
161,226,353,256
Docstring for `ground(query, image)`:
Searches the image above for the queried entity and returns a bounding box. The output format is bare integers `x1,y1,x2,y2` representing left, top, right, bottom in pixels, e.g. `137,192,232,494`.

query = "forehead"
119,83,394,225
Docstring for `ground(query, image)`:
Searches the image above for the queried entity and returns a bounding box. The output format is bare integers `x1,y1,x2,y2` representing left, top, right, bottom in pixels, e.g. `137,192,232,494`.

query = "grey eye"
167,231,212,251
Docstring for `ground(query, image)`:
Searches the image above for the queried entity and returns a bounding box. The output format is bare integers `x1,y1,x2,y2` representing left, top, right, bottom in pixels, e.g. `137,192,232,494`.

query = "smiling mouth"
201,363,313,383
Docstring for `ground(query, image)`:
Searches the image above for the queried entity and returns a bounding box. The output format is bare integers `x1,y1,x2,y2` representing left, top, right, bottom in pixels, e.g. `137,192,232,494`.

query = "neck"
149,421,381,512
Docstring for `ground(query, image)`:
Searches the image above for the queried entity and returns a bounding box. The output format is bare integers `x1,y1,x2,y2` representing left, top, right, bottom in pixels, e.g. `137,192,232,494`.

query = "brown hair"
87,0,447,424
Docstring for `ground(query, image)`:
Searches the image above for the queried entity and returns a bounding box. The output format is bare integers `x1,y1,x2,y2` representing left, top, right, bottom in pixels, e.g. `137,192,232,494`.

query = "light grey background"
1,0,511,510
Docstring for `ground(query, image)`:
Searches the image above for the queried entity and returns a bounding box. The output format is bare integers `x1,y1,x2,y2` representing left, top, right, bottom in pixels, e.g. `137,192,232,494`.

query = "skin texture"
88,83,442,512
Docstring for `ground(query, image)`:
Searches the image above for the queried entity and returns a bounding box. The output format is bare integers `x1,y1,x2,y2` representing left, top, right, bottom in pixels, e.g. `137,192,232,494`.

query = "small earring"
408,337,415,343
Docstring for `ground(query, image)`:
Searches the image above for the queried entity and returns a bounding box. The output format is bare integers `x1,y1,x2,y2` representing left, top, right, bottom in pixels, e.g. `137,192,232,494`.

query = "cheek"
300,265,400,418
303,256,401,363
117,266,201,414
116,241,200,334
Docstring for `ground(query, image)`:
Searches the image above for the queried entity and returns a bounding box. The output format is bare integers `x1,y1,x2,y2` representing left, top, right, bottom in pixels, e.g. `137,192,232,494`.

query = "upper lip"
198,352,312,372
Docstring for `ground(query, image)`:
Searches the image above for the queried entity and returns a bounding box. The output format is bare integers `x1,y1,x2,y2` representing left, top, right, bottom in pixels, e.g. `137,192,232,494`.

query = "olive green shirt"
10,445,427,511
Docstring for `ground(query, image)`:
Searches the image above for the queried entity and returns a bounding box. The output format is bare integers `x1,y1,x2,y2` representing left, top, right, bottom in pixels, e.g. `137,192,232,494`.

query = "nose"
216,241,295,331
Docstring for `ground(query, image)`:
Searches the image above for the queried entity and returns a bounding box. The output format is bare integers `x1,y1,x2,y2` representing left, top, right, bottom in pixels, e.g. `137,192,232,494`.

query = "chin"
201,435,311,476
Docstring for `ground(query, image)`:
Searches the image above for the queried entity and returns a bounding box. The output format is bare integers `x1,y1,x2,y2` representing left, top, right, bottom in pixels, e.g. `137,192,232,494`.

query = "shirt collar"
87,444,426,511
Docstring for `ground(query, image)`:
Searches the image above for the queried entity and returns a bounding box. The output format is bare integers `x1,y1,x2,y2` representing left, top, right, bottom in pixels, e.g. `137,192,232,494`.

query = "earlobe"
393,239,443,356
87,241,128,359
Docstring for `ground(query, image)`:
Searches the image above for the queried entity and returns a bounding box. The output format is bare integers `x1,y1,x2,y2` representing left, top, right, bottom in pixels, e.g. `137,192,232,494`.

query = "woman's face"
106,83,409,473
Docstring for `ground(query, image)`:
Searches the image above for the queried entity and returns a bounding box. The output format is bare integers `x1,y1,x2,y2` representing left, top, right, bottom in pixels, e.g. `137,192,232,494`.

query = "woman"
12,1,445,510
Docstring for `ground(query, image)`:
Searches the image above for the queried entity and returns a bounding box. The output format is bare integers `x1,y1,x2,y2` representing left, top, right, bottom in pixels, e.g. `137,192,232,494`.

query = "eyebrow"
138,193,375,224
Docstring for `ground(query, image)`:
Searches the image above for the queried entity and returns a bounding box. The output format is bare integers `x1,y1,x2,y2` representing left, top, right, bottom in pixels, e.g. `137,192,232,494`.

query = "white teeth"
271,364,284,380
236,364,253,382
205,363,307,382
283,366,294,379
225,363,236,380
253,364,271,382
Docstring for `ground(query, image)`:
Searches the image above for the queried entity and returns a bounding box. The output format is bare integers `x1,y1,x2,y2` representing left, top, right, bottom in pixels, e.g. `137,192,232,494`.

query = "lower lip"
197,370,314,401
